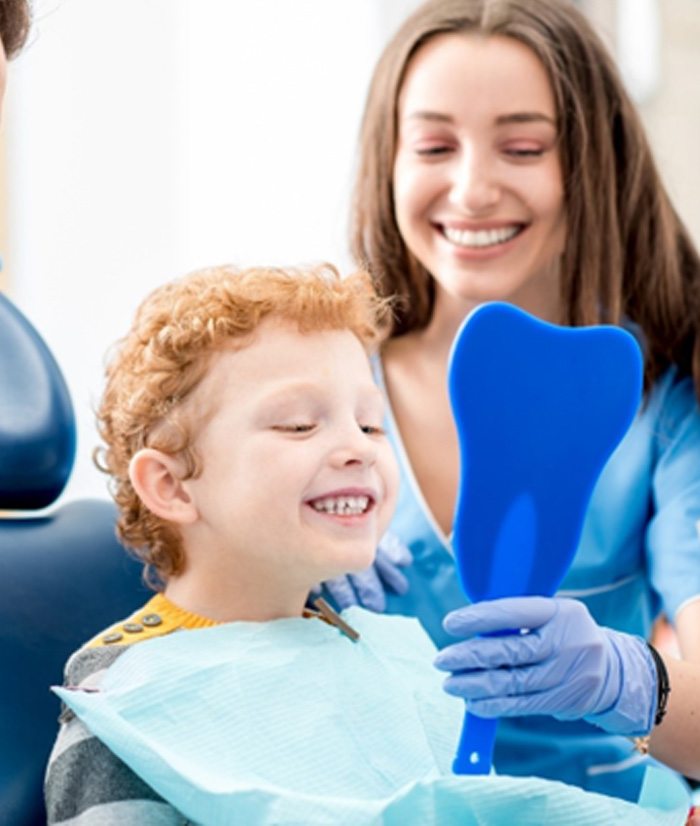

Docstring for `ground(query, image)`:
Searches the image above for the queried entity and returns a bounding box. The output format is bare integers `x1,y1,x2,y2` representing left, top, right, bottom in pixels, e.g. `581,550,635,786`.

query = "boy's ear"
129,449,198,525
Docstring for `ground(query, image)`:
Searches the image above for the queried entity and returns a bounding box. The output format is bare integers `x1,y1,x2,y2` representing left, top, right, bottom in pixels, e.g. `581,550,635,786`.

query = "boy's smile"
165,319,399,620
307,488,376,517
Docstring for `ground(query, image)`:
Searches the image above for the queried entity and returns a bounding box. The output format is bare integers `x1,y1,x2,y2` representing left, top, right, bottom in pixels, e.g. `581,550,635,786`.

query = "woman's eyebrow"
403,109,454,123
495,111,556,125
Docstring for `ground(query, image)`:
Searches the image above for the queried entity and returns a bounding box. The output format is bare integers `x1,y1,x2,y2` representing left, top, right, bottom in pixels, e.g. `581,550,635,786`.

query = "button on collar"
123,622,144,634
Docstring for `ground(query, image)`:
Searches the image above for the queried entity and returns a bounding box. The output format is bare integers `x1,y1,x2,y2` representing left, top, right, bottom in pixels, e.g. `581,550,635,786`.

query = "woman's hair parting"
95,263,390,587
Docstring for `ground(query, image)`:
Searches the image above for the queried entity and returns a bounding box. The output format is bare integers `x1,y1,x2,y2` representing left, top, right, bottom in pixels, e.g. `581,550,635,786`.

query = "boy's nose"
329,428,377,468
448,150,500,214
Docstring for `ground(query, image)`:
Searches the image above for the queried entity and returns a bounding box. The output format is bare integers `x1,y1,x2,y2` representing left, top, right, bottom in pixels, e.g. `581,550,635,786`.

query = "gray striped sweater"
44,639,189,824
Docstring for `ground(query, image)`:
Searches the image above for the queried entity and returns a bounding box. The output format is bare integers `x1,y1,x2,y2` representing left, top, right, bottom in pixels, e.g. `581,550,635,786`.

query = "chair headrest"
0,293,76,509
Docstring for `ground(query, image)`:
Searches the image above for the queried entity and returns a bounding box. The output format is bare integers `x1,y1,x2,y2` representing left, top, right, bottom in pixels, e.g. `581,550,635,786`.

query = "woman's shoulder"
637,367,700,465
649,366,698,423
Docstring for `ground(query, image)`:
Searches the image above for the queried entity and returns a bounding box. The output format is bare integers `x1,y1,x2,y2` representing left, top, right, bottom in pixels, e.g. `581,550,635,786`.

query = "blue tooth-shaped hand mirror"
446,302,643,776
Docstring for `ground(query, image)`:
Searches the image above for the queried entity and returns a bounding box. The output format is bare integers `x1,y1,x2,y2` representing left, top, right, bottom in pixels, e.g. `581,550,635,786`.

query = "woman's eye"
503,146,545,158
415,144,451,157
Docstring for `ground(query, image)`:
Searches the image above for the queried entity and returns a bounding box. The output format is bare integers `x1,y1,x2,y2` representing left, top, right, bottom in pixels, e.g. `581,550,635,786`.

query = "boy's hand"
317,533,412,612
434,597,657,736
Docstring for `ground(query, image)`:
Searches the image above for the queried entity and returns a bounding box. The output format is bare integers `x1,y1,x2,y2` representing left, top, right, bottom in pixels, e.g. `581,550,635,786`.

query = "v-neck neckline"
374,355,454,556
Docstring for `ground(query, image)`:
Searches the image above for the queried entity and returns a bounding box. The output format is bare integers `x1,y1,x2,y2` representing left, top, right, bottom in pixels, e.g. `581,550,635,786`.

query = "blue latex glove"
316,533,412,612
434,596,658,736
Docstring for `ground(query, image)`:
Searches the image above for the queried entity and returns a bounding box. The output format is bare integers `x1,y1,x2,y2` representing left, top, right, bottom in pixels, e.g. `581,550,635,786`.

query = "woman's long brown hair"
351,0,700,398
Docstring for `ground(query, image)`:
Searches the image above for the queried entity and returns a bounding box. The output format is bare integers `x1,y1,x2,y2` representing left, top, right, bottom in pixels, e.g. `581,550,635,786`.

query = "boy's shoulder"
84,593,184,651
58,595,190,722
60,594,194,699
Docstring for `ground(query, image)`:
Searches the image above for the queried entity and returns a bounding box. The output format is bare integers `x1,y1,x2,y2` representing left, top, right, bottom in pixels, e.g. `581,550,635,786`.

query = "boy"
44,262,401,823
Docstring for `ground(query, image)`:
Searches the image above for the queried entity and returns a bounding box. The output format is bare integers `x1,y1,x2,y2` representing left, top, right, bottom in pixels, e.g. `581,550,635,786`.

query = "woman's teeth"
311,495,370,515
443,225,520,248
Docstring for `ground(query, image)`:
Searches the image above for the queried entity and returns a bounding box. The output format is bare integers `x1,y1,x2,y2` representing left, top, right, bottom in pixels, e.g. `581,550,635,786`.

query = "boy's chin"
318,552,377,583
339,548,378,574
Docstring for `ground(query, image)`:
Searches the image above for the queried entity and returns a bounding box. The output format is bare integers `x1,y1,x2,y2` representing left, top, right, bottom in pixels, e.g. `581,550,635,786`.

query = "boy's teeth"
443,225,520,248
311,495,370,515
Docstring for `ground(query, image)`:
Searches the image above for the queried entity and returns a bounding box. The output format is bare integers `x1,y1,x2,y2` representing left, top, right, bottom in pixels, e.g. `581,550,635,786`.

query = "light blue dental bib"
56,608,689,826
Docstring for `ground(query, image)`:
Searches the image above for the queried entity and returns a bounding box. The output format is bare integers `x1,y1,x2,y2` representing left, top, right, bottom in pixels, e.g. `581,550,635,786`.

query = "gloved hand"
433,596,658,736
315,532,412,612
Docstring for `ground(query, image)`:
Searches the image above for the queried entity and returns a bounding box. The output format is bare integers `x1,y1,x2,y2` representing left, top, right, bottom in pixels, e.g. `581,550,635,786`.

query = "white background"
3,0,698,505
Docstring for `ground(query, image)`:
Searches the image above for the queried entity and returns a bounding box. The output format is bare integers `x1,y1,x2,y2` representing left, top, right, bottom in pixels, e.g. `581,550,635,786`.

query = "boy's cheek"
378,469,400,537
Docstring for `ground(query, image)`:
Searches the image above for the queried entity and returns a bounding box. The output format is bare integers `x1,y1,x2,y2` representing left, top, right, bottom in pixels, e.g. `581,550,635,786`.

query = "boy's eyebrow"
256,381,384,408
255,382,327,408
402,110,555,126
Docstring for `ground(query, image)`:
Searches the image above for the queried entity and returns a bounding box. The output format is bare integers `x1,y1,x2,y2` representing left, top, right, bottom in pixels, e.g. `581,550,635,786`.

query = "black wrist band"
646,642,670,726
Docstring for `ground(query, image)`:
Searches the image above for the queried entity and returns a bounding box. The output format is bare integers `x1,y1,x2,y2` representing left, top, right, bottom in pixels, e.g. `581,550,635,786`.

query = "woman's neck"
413,276,564,362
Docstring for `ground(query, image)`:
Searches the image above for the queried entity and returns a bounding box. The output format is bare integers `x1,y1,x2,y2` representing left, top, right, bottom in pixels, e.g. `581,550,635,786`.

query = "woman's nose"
448,149,500,214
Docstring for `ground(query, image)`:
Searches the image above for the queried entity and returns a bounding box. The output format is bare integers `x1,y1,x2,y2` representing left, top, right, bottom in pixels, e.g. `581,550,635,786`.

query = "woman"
343,0,700,802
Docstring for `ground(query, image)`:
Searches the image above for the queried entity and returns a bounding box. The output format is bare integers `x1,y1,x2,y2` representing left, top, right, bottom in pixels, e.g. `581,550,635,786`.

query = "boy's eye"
360,424,386,436
273,423,316,434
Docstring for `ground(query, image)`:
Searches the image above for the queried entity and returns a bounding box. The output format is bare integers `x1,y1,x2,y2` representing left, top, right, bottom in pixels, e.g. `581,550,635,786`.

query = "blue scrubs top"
375,359,700,801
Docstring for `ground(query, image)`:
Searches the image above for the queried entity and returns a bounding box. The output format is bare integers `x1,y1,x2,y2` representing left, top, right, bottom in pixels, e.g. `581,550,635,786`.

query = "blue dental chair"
0,294,148,825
